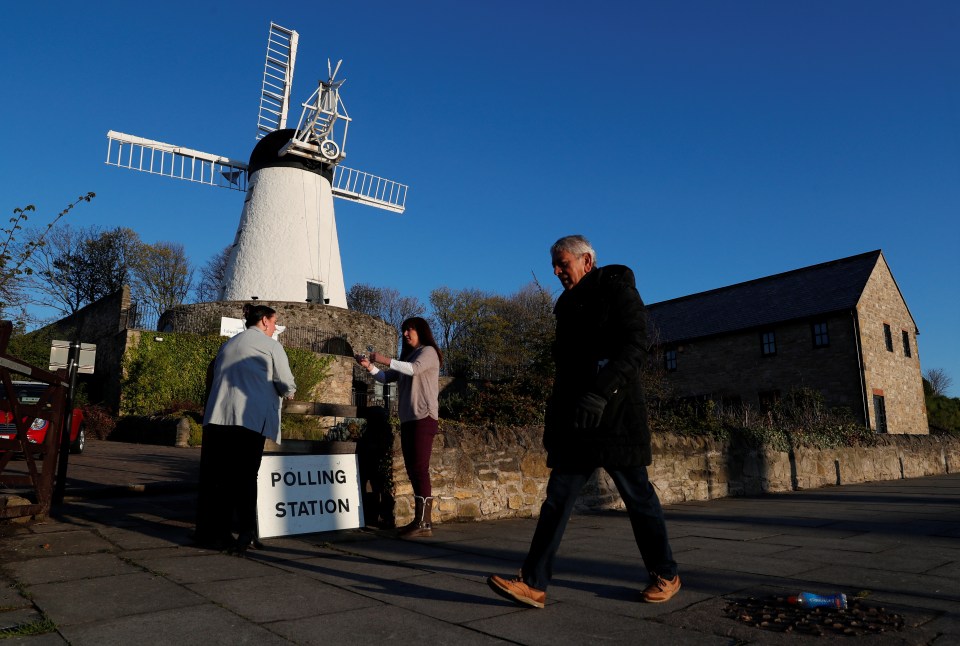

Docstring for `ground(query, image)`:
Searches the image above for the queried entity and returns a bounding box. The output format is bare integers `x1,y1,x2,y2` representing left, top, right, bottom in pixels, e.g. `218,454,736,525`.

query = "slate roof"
646,250,883,345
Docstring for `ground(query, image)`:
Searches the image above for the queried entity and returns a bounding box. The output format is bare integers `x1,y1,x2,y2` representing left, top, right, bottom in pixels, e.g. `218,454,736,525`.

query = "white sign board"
49,340,97,374
257,453,364,538
219,317,246,338
220,316,286,340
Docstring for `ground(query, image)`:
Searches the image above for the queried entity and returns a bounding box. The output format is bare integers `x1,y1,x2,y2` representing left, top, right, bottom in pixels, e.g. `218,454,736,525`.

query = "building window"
812,321,829,348
664,349,677,371
902,331,912,358
873,395,887,433
883,324,893,352
761,331,777,356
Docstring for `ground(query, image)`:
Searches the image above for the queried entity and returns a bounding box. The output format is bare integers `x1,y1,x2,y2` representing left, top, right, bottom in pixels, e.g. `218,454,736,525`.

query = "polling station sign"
256,453,364,538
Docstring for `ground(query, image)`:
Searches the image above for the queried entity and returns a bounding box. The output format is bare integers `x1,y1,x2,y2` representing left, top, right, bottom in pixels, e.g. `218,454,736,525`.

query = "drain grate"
723,595,905,637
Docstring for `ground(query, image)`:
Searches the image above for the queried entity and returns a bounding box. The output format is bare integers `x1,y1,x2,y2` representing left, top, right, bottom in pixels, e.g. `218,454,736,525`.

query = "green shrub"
926,393,960,433
285,348,334,399
80,404,116,440
440,374,551,426
120,333,333,417
120,332,222,416
650,387,876,450
280,413,329,441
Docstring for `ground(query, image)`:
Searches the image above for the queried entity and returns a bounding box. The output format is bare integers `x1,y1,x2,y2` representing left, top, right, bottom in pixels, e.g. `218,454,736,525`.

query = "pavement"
1,439,959,645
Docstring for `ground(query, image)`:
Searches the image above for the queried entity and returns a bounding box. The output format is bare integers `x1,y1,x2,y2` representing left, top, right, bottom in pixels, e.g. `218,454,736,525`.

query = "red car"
0,381,85,454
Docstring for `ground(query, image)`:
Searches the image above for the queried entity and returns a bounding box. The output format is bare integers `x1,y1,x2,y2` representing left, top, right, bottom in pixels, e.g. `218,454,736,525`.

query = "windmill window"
306,281,327,304
812,321,829,348
761,331,777,357
902,331,912,358
883,324,893,352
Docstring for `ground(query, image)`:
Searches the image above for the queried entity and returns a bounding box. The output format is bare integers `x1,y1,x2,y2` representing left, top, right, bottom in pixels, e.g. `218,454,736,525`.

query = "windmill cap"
248,129,333,180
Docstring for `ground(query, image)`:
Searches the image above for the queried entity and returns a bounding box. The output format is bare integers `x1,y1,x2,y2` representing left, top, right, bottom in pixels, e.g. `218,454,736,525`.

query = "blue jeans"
522,465,677,591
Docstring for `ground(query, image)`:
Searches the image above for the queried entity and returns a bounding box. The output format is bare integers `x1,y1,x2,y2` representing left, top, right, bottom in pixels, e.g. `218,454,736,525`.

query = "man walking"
488,234,680,608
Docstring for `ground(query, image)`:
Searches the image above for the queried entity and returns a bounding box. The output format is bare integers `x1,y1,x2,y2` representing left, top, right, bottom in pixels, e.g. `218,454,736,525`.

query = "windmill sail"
105,130,407,213
105,131,248,191
256,23,299,139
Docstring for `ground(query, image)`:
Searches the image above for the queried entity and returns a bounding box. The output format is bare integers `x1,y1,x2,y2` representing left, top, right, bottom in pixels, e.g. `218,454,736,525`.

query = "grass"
0,615,57,638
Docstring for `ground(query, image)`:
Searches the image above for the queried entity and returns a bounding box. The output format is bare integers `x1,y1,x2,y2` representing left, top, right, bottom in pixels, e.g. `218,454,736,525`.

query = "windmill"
105,23,407,309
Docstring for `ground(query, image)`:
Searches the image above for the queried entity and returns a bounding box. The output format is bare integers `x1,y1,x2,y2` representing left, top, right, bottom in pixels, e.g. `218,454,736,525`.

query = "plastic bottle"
787,592,848,609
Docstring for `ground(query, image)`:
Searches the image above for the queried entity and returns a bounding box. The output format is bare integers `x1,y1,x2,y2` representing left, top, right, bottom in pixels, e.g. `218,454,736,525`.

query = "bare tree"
22,223,86,315
132,241,194,319
925,368,953,397
381,288,426,338
25,224,139,316
347,283,384,317
347,283,425,349
195,245,231,302
1,193,95,317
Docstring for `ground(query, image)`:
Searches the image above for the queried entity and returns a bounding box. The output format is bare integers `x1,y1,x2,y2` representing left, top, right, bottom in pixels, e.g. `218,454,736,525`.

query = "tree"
347,283,384,317
925,368,953,398
0,193,95,317
428,283,554,380
79,227,142,302
132,241,194,320
23,223,87,315
347,283,425,348
195,245,231,302
23,224,144,324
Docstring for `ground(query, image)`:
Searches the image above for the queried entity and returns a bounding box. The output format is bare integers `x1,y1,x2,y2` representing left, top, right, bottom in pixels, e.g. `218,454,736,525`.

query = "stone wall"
856,256,928,434
657,311,866,417
30,286,137,411
387,425,960,525
159,300,396,358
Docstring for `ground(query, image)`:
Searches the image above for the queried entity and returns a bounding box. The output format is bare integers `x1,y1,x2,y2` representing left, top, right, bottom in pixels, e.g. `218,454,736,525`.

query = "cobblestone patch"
723,594,905,637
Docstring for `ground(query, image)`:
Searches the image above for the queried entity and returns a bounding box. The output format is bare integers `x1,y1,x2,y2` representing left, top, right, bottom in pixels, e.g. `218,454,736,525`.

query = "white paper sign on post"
256,453,364,538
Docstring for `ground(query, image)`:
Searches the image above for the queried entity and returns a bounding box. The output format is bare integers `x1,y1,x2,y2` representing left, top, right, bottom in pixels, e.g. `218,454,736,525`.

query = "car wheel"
70,426,85,454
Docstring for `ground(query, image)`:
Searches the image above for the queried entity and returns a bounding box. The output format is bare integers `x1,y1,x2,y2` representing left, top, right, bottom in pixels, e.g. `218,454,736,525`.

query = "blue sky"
2,1,958,396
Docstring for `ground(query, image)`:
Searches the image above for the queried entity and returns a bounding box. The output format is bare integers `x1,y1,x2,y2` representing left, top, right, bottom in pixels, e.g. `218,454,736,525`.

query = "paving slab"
58,600,291,646
129,551,282,584
28,571,206,627
466,598,730,645
346,570,514,624
187,572,382,623
274,550,432,587
270,604,506,645
5,553,137,585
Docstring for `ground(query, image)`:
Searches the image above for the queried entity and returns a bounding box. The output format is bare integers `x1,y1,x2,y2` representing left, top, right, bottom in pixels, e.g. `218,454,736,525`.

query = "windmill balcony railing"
332,166,407,213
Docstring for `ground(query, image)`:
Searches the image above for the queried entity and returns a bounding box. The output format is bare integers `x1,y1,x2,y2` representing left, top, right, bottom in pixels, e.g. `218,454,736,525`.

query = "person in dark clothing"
488,234,680,608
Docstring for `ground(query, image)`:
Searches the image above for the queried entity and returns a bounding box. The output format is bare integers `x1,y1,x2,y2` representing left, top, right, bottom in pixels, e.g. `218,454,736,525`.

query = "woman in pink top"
356,317,442,538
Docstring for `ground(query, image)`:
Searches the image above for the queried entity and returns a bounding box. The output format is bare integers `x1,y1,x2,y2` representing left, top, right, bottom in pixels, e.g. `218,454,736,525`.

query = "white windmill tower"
105,23,406,309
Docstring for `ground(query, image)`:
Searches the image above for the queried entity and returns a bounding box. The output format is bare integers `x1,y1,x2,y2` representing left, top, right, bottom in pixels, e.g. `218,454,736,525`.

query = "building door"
873,395,888,433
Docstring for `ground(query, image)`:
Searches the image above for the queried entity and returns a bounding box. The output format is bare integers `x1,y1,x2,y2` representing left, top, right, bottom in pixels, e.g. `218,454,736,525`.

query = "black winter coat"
543,264,652,469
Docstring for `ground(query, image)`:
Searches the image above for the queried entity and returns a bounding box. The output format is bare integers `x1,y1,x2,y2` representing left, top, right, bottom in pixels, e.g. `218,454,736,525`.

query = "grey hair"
551,235,597,265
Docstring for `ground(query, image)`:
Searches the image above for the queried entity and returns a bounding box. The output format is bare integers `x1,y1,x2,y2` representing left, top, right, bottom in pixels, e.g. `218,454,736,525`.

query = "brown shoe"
487,575,546,609
641,574,681,603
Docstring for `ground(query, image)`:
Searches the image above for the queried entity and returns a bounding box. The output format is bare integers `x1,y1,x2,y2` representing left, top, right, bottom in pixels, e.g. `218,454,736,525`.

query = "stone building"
646,250,927,434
